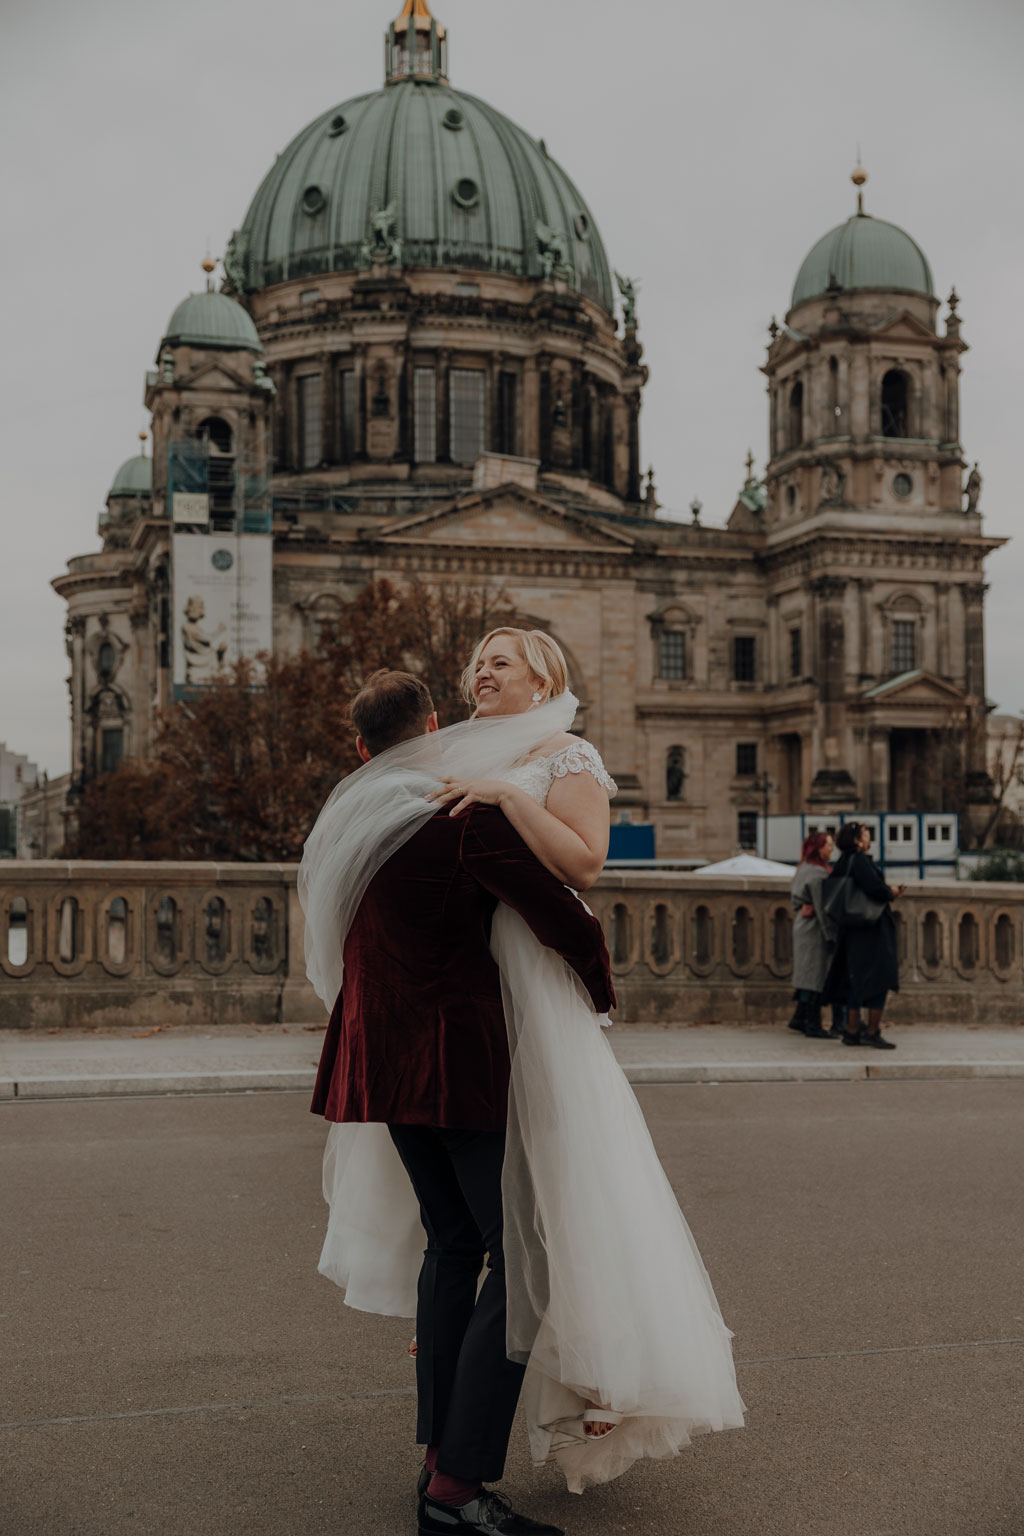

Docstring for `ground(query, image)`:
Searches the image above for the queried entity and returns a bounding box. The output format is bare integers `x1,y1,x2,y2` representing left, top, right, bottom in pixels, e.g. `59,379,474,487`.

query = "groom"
312,669,614,1536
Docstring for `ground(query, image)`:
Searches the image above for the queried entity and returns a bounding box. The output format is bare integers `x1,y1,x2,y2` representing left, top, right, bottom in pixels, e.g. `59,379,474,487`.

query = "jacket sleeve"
459,807,616,1014
851,851,895,903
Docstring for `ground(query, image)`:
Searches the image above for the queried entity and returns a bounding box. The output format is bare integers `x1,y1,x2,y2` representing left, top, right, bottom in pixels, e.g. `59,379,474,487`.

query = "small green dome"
792,213,933,308
228,78,614,312
161,289,263,354
107,454,153,499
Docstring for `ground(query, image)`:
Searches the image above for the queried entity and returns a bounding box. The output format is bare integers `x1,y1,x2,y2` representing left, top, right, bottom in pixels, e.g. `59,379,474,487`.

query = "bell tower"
759,169,1003,830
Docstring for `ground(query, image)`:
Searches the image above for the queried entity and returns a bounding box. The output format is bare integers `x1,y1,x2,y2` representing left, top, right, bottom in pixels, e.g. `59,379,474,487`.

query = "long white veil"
298,691,579,1010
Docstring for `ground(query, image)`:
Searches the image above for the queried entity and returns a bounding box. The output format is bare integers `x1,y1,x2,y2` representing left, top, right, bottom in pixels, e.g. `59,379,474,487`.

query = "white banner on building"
172,533,273,689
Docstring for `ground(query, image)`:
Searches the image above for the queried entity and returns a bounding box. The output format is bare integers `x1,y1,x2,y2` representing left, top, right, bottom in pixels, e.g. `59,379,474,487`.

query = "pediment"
378,487,637,553
180,360,250,391
860,669,967,707
870,310,937,344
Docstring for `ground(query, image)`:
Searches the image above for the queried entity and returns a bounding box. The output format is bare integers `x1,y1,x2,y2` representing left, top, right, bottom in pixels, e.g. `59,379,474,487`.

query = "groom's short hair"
349,669,435,756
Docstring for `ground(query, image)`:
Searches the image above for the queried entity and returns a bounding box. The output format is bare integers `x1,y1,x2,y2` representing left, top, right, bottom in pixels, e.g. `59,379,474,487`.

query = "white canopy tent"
692,854,795,877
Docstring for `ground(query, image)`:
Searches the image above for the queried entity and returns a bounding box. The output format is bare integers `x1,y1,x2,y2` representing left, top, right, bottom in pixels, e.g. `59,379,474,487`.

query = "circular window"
301,185,326,216
211,549,234,572
327,114,348,137
442,107,464,131
574,212,589,240
893,472,913,499
452,177,480,209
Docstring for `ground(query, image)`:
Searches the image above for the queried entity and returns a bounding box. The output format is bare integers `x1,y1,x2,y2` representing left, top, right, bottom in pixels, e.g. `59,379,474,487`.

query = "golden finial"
138,429,148,457
201,253,217,292
851,159,868,215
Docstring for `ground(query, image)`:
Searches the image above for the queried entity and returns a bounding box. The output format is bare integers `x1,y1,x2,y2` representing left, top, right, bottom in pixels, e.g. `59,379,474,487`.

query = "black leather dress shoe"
418,1488,565,1535
862,1030,896,1049
417,1463,431,1500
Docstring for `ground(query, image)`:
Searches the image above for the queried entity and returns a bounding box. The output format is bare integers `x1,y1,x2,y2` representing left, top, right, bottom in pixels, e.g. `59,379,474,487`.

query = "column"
807,575,857,806
936,583,951,678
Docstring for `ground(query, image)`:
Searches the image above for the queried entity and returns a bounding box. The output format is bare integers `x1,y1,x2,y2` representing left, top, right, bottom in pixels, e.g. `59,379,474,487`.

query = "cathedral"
51,0,1004,860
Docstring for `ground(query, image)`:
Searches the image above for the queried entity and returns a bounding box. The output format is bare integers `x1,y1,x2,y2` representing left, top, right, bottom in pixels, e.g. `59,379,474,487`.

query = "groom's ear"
425,712,439,735
356,735,373,764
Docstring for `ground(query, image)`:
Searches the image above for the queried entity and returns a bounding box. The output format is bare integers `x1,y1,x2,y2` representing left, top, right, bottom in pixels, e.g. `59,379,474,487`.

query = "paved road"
2,1083,1022,1536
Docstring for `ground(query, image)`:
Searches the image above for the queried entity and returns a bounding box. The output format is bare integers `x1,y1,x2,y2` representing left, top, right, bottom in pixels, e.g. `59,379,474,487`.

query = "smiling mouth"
477,683,498,695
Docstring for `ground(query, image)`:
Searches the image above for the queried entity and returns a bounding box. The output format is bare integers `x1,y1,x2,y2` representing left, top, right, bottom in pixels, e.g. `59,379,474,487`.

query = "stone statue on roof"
964,462,982,513
615,271,637,330
363,203,403,267
536,221,569,282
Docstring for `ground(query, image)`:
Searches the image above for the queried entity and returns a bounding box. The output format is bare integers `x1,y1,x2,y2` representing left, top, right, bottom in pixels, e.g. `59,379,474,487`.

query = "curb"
3,1060,1024,1100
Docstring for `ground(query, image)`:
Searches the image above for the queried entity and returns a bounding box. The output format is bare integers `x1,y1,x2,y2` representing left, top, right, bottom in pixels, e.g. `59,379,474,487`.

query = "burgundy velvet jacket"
311,805,615,1132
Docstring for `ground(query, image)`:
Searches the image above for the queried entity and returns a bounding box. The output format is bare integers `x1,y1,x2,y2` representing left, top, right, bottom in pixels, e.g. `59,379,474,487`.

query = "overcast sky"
3,0,1023,775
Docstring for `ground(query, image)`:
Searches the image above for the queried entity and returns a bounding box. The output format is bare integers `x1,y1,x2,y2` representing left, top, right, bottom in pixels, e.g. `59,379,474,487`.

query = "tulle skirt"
319,902,744,1492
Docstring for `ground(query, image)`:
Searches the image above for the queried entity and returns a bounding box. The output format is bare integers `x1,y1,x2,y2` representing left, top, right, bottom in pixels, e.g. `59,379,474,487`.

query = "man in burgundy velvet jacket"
311,670,614,1536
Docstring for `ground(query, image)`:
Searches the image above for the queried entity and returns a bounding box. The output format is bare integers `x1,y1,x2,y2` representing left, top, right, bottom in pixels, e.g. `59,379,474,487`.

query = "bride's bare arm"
432,771,610,890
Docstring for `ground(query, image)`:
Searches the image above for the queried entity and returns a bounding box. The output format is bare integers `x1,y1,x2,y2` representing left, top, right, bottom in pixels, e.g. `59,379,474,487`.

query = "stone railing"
1,863,1022,1029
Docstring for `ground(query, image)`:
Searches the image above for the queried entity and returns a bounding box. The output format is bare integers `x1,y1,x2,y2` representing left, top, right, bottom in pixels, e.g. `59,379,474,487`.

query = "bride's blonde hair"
461,627,569,706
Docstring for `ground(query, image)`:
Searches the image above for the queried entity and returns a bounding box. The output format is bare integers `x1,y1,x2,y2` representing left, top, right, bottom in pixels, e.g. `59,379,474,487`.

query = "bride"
304,627,744,1494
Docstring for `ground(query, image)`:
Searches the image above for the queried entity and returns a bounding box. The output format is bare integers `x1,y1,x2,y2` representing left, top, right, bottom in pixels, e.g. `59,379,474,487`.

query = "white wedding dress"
318,736,744,1493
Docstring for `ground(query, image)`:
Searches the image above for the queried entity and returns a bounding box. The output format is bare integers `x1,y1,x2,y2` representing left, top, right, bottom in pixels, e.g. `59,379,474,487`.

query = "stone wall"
1,862,1021,1029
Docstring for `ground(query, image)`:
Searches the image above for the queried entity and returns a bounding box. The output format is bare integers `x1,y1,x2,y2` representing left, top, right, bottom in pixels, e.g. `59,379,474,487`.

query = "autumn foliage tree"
70,577,510,860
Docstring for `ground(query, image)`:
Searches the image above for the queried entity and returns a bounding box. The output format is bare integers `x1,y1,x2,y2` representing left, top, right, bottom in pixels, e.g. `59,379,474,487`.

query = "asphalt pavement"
2,1081,1022,1535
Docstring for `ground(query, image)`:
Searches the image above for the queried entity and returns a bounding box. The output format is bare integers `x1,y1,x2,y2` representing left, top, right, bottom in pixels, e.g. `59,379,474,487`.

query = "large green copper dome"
792,211,933,308
227,76,615,313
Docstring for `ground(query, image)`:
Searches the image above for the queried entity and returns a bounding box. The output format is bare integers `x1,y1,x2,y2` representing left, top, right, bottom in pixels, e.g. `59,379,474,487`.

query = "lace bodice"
502,739,617,807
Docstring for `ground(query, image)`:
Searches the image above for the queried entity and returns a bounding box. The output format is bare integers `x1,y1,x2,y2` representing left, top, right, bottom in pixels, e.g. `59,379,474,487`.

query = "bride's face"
472,637,544,717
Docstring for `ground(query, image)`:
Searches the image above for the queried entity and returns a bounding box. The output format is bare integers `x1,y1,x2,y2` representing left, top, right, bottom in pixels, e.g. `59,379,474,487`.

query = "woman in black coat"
827,821,905,1049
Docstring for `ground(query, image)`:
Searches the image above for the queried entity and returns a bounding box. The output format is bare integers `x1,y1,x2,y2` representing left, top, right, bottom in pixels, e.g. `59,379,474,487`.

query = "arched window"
881,370,910,438
828,356,839,420
196,416,233,454
666,746,685,802
787,380,803,450
196,416,235,520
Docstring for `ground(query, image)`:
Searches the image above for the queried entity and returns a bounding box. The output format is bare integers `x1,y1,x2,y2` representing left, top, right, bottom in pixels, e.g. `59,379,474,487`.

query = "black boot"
419,1488,565,1535
787,1000,809,1034
803,1000,831,1039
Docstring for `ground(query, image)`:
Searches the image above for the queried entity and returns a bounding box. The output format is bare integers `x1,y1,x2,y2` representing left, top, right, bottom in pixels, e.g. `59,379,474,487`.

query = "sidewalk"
2,1021,1024,1100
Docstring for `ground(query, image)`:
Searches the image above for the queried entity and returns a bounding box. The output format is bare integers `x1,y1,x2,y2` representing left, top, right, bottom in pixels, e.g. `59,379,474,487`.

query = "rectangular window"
297,375,322,470
339,370,357,460
789,626,802,679
450,368,485,465
101,728,124,775
659,630,686,680
497,371,517,455
736,742,758,777
414,368,437,463
733,635,756,682
738,811,758,850
892,619,916,674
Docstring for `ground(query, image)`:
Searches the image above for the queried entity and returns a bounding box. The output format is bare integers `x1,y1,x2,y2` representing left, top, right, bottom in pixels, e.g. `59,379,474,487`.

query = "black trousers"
388,1124,525,1484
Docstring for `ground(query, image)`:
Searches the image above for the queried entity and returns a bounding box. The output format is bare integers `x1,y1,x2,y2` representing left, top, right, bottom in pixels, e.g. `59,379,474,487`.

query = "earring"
532,692,543,704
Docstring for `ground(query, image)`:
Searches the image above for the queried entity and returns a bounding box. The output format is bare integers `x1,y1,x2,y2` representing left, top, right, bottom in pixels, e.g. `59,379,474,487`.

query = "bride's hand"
427,776,508,817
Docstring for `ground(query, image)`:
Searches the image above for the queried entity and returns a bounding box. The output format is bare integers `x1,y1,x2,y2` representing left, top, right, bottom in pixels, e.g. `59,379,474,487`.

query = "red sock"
425,1446,439,1474
427,1471,481,1508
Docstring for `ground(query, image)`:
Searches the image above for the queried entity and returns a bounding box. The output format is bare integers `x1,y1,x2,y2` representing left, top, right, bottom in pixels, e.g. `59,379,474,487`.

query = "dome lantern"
386,0,448,85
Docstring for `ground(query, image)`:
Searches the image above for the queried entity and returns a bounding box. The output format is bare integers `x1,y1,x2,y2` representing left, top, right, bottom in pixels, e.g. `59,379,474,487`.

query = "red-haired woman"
788,830,837,1038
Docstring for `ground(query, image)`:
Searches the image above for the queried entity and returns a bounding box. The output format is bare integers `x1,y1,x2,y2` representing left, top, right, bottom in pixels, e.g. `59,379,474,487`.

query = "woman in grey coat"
788,831,836,1038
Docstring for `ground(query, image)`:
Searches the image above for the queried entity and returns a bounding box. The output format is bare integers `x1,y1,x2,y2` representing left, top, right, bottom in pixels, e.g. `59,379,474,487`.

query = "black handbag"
821,872,887,931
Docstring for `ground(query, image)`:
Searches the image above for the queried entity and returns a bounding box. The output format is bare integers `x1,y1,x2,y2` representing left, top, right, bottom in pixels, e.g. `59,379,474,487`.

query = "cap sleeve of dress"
549,739,617,798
